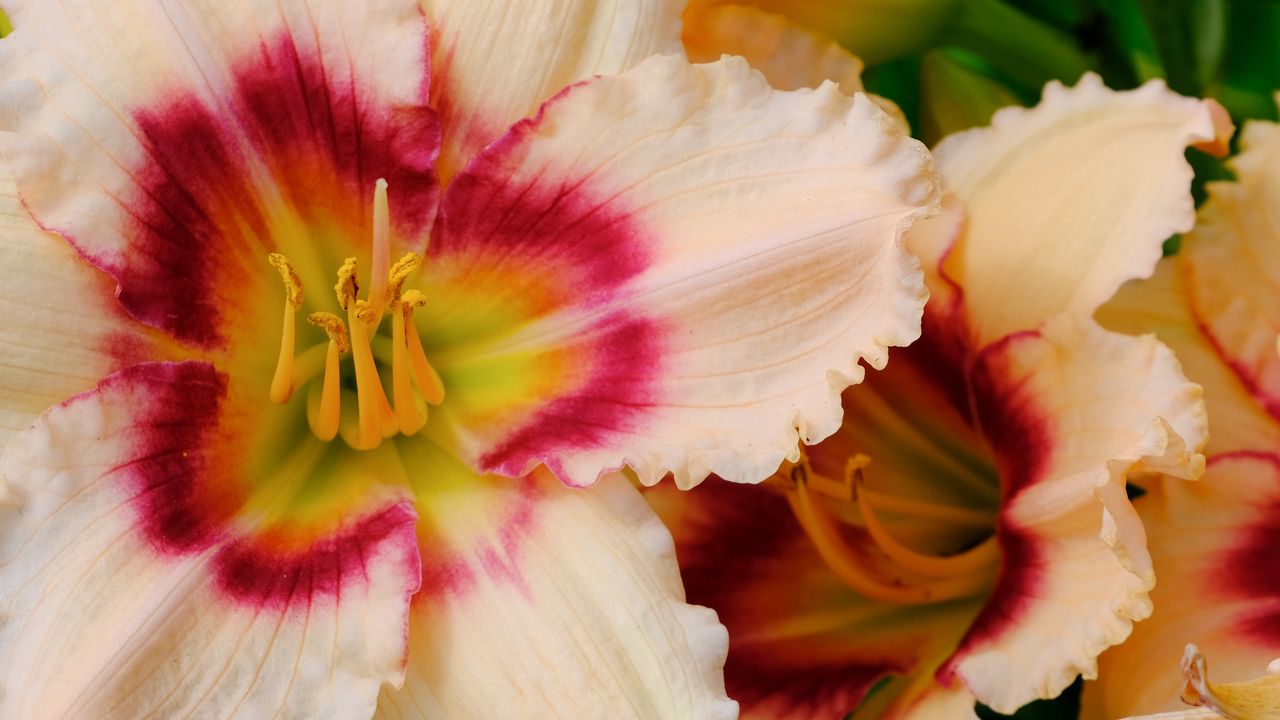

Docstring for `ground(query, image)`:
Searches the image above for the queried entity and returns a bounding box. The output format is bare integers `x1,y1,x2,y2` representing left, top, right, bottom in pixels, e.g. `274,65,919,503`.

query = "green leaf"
942,0,1092,93
920,49,1023,145
976,677,1083,720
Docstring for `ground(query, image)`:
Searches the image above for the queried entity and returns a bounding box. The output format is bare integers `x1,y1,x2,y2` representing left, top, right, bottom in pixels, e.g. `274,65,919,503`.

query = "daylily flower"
0,0,942,717
650,36,1230,715
1085,105,1280,720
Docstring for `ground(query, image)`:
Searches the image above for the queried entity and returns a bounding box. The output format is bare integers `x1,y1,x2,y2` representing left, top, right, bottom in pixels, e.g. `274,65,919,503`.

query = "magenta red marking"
940,333,1052,668
75,25,438,349
214,503,421,609
477,313,667,483
432,77,653,305
109,361,420,608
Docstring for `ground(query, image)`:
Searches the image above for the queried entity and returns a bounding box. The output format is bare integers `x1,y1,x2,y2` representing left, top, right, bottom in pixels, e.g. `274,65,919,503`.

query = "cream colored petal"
1098,259,1280,457
682,3,863,94
422,0,683,180
942,317,1207,713
0,363,421,719
934,73,1230,344
0,172,154,449
1181,116,1280,433
376,454,736,720
429,55,937,489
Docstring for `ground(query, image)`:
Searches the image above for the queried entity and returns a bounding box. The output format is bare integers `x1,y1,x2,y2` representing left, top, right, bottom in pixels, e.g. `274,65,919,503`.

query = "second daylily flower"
0,0,940,717
653,12,1229,715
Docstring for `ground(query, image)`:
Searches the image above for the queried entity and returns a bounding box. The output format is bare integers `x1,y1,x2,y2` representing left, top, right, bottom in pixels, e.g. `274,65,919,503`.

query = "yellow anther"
400,290,445,406
335,257,360,311
268,253,304,310
307,312,350,355
268,253,304,404
355,299,379,326
386,252,423,302
306,312,348,442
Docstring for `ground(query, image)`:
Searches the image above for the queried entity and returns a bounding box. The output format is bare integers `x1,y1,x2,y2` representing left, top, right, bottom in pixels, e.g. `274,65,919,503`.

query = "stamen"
401,290,446,405
357,301,400,438
268,253,304,404
369,178,391,306
345,273,388,449
306,312,349,442
335,257,360,310
392,301,427,435
852,469,999,579
784,458,996,605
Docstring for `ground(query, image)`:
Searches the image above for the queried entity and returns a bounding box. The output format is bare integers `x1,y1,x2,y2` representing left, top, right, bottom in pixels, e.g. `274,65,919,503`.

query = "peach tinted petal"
1182,116,1280,429
377,456,735,720
426,55,936,489
422,0,683,180
942,318,1206,713
0,0,439,349
683,3,864,94
1087,454,1280,717
936,73,1227,344
0,362,421,718
1098,260,1280,457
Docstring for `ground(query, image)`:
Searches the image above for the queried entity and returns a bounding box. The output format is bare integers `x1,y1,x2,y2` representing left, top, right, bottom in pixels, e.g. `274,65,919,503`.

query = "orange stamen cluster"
779,450,1000,605
268,179,444,450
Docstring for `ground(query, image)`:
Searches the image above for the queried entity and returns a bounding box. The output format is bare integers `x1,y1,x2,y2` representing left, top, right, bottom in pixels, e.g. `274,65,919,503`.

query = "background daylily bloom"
1087,105,1280,720
0,0,941,717
650,40,1228,715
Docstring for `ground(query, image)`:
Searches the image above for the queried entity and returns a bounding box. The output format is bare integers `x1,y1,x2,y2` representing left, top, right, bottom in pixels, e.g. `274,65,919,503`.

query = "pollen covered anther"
268,253,304,404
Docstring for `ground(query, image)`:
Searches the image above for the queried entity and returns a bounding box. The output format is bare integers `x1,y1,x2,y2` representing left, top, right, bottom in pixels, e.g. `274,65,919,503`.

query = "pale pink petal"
0,362,421,718
426,54,936,488
376,462,736,720
422,0,683,179
0,172,160,447
0,0,439,349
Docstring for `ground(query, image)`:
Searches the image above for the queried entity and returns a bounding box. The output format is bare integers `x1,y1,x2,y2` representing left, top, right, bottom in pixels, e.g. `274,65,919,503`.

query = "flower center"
267,179,444,451
775,449,1000,605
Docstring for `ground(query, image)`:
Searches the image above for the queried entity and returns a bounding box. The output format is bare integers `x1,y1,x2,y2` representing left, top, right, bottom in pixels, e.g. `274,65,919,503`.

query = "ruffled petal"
940,317,1207,713
421,0,682,180
377,455,736,720
1181,116,1280,427
646,478,980,720
682,4,864,94
426,54,936,488
0,362,421,719
934,73,1229,345
1085,454,1280,717
0,173,161,447
0,0,439,349
1098,260,1280,457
